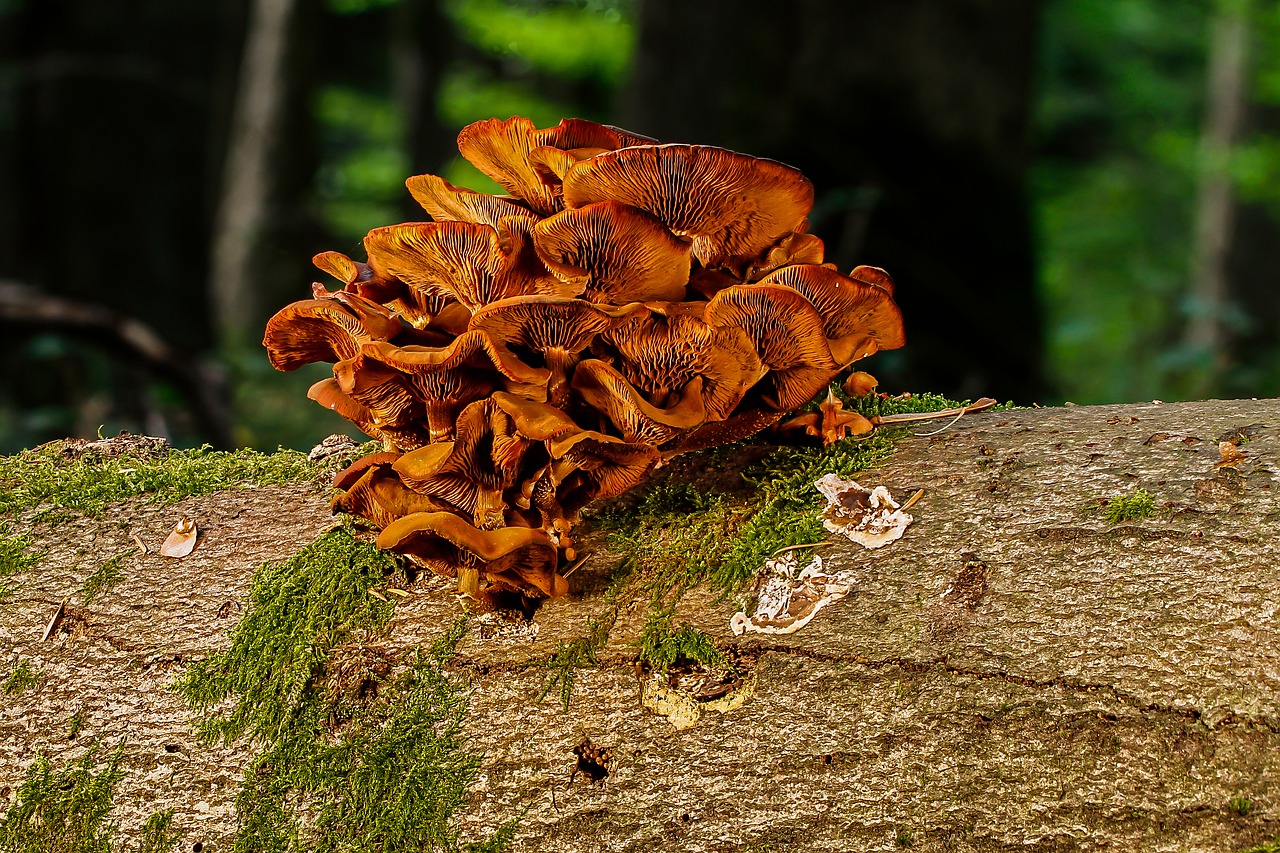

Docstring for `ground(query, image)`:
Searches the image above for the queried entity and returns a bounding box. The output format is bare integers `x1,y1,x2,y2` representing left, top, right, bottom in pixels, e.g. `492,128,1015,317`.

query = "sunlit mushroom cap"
561,144,813,267
759,264,905,365
312,250,404,304
264,296,401,371
533,201,692,303
703,283,839,412
457,116,563,216
405,173,538,228
364,219,571,313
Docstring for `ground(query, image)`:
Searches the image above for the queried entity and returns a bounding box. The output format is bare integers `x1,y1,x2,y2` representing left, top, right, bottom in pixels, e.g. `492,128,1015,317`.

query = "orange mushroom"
405,173,537,228
561,144,814,267
263,294,402,372
377,511,564,600
758,264,905,366
570,359,706,446
703,283,839,412
364,219,572,313
468,295,642,406
533,201,692,303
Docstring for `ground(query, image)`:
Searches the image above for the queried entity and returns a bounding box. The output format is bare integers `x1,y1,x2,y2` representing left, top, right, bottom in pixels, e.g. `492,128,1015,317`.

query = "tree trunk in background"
391,0,454,219
1185,0,1251,396
623,0,1044,404
209,0,314,352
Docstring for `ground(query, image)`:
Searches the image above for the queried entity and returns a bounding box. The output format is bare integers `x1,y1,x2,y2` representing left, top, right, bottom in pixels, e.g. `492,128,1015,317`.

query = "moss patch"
635,613,722,672
0,525,42,602
79,555,125,605
0,741,179,853
1102,489,1157,525
3,660,40,696
175,525,512,852
0,443,321,520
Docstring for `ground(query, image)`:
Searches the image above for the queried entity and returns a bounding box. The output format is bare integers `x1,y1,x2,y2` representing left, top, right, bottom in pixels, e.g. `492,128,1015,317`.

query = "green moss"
1228,796,1254,816
137,809,182,853
175,526,511,852
0,740,124,853
1241,838,1280,853
3,660,39,696
1102,489,1156,524
539,607,618,711
66,712,85,741
0,525,43,603
635,613,722,673
0,443,321,519
79,555,125,605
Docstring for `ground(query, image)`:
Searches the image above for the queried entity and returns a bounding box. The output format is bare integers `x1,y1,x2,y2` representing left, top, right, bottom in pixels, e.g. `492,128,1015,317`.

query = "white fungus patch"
730,551,854,636
814,473,914,548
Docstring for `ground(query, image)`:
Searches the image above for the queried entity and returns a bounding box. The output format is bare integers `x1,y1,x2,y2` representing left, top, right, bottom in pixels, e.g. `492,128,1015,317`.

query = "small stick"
900,488,925,512
913,408,970,437
561,553,590,579
875,397,998,426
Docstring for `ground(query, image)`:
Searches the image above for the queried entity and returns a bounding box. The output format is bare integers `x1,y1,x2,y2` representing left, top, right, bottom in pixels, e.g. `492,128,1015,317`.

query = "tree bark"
3,399,1280,851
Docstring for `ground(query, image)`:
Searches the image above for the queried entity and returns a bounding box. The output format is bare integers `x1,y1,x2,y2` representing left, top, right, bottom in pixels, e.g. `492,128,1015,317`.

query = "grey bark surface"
3,399,1280,852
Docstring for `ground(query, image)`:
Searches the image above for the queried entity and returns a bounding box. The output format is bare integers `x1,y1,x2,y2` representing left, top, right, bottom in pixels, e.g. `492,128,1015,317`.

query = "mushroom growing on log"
263,116,906,607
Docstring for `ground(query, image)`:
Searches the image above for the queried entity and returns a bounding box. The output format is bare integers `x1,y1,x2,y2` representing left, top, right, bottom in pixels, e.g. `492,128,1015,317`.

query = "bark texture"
3,399,1280,852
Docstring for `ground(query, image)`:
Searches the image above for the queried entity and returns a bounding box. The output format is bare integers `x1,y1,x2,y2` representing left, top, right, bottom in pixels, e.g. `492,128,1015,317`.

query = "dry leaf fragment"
42,597,67,642
160,517,198,558
814,474,914,548
1214,440,1247,469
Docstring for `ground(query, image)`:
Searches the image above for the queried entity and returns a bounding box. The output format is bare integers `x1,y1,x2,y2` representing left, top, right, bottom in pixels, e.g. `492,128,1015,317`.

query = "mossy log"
3,399,1280,852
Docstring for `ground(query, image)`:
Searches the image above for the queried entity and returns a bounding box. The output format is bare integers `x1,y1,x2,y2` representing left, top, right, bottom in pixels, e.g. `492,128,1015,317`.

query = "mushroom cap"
490,391,583,445
744,230,826,281
536,117,656,151
263,296,401,371
364,219,571,313
550,431,660,502
703,283,839,412
377,511,565,598
469,295,642,359
457,116,562,216
561,144,814,267
312,251,404,304
842,371,879,398
601,309,765,422
332,462,455,530
759,264,905,366
405,173,538,228
850,264,896,297
778,388,875,445
570,359,706,446
332,450,403,491
361,330,551,387
532,201,692,304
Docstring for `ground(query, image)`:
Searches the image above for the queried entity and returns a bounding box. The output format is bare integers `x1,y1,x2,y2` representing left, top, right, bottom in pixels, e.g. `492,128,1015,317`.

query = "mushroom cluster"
264,116,905,607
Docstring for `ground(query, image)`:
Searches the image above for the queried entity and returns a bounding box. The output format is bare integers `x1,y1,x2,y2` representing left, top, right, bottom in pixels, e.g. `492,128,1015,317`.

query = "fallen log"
1,399,1278,852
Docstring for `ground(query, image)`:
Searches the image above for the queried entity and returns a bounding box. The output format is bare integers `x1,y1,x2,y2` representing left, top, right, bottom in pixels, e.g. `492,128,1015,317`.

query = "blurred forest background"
1,0,1278,453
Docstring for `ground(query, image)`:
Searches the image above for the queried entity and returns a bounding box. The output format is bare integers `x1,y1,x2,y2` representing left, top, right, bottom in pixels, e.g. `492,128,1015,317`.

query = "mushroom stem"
457,565,480,599
473,486,507,531
424,399,456,443
544,347,578,408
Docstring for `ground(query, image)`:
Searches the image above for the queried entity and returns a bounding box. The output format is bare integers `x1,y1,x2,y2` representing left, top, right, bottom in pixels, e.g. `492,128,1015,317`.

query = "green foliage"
175,529,508,851
79,555,125,605
0,443,318,519
3,660,39,696
0,741,124,853
0,525,42,603
1228,795,1253,816
446,0,635,83
1241,837,1280,853
1102,489,1157,524
635,613,721,673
